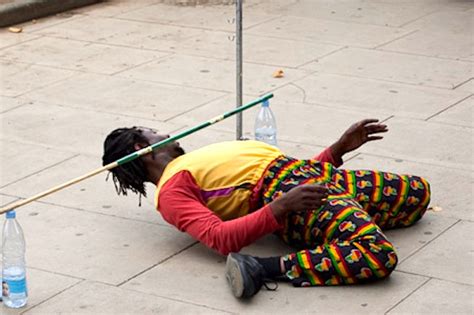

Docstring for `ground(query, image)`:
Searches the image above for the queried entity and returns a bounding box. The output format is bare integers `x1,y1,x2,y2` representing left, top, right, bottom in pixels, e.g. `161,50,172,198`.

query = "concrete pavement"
0,0,472,314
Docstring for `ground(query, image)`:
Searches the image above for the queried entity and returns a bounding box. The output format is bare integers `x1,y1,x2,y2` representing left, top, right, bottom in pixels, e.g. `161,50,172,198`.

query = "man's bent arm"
157,171,281,255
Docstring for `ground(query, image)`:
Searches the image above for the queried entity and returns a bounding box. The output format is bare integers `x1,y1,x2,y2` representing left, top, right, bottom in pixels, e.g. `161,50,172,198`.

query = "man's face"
138,127,185,158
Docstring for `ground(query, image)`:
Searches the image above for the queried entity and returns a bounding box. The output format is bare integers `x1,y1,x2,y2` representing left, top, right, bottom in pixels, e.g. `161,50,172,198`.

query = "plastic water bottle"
2,210,28,308
254,100,277,146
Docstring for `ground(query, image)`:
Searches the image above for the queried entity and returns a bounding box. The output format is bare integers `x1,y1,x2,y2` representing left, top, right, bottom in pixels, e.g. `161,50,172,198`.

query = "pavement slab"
359,117,473,171
121,244,428,314
430,95,473,128
0,29,39,50
380,29,474,60
34,16,203,51
118,54,310,94
72,0,162,18
0,0,472,313
0,139,75,187
387,278,474,315
0,268,81,315
23,280,230,314
456,78,473,92
26,73,227,121
246,15,412,48
304,48,472,89
273,73,471,119
345,154,474,221
0,100,184,155
398,220,473,285
248,0,442,28
172,30,343,68
0,60,76,97
168,94,391,147
0,201,195,285
0,95,29,113
116,3,279,32
402,9,473,35
0,154,166,225
0,36,167,75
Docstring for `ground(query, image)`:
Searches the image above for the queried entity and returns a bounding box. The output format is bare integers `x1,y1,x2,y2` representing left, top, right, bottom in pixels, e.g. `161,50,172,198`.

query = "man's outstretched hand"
330,119,388,164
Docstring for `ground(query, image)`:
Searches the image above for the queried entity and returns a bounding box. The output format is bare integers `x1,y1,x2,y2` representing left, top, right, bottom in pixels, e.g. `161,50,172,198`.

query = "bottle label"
3,277,27,296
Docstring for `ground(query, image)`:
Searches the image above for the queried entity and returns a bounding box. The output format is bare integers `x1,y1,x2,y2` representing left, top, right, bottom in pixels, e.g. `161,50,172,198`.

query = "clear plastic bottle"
254,100,277,146
2,210,28,308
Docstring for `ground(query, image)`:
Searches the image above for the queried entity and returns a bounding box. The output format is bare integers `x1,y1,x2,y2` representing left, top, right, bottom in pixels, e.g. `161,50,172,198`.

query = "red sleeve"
157,171,282,255
313,147,343,167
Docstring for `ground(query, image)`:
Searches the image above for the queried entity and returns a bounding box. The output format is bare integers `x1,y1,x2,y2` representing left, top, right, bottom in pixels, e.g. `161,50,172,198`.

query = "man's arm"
158,171,328,255
329,119,388,165
158,171,281,255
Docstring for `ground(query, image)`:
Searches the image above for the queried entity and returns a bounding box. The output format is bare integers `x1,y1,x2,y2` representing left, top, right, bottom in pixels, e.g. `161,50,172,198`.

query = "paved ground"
0,0,472,314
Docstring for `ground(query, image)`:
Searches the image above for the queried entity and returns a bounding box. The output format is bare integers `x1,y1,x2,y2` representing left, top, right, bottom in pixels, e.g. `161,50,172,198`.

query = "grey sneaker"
225,253,277,298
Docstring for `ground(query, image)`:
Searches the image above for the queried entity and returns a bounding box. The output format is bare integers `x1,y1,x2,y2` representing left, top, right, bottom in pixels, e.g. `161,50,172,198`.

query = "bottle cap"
6,210,16,219
262,100,270,107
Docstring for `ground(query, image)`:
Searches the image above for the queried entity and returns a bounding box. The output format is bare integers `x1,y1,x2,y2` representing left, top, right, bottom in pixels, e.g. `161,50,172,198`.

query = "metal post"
235,0,243,140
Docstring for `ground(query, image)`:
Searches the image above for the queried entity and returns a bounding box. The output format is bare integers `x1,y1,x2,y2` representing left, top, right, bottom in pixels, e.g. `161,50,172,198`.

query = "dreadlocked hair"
102,127,150,199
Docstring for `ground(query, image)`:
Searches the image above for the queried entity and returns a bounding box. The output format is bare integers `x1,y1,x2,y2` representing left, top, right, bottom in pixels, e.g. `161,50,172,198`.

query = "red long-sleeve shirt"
158,147,341,255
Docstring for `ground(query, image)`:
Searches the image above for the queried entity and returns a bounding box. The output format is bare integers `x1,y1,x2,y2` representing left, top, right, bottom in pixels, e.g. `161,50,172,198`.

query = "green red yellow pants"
261,156,431,287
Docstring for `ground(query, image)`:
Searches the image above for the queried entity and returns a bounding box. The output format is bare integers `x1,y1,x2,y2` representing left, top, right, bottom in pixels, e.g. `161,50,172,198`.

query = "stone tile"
274,73,471,119
116,3,278,32
0,37,166,75
456,78,473,92
173,30,342,67
381,29,473,60
0,60,76,97
361,117,473,170
0,202,195,285
250,0,441,27
0,139,75,187
0,268,81,315
175,125,356,162
14,11,87,33
383,214,458,262
24,281,229,314
403,10,473,36
0,194,17,206
35,16,202,51
27,73,226,121
431,95,473,128
305,48,472,89
0,101,184,156
0,155,167,226
246,16,412,48
388,279,474,315
399,220,473,285
344,154,474,221
174,95,391,147
72,0,161,17
0,30,39,50
122,244,427,314
119,54,310,94
0,96,29,113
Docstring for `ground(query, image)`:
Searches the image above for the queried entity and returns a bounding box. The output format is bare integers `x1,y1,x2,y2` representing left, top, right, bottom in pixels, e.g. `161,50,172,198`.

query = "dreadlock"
102,127,150,200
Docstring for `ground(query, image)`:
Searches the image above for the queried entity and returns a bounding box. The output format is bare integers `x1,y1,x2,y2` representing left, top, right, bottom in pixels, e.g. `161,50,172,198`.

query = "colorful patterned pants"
261,156,431,287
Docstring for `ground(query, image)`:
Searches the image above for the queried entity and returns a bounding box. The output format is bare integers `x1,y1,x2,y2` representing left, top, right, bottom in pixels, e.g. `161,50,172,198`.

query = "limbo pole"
0,93,274,215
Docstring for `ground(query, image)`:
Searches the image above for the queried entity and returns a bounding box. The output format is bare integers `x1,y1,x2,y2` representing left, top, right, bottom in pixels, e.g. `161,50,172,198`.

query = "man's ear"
134,143,147,151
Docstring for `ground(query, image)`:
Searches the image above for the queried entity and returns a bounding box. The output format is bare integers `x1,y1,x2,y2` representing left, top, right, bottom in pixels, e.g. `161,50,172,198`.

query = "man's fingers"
367,136,384,141
301,184,328,192
366,125,388,134
360,118,379,126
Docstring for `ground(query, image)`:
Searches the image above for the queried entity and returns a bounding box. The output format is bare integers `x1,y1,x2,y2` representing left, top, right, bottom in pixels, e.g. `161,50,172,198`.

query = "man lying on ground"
102,119,430,298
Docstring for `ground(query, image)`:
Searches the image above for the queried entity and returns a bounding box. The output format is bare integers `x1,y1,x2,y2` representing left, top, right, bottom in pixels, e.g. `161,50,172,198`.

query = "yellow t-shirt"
155,140,283,220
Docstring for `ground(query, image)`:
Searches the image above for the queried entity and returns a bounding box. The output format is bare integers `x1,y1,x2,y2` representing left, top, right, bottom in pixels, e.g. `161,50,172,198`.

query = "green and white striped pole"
0,93,274,214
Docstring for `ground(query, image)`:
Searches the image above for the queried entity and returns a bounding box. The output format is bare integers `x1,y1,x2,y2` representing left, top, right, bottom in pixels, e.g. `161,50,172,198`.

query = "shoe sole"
225,253,246,298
